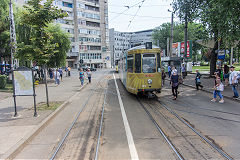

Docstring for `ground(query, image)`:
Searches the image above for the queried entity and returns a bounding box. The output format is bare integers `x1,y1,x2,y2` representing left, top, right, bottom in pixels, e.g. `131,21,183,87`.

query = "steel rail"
94,87,108,160
137,98,184,160
157,100,233,160
50,73,108,160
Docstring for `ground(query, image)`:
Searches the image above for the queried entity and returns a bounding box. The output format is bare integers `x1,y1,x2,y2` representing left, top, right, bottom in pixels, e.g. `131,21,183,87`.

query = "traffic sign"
79,59,84,64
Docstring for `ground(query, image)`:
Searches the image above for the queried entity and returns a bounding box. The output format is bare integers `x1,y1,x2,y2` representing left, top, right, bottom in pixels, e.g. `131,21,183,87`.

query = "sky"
108,0,174,32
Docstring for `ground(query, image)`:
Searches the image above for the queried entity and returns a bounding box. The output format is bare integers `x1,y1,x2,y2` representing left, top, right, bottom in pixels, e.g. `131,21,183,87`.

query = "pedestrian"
86,68,92,83
55,69,60,86
68,66,71,77
182,63,187,79
223,64,229,86
49,68,53,79
65,66,68,77
195,69,203,90
170,71,179,100
168,64,171,78
161,68,166,86
211,72,224,103
229,66,239,99
58,68,63,81
79,68,85,86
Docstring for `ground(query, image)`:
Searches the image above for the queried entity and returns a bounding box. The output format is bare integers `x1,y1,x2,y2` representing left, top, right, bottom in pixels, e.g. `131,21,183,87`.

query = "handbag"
216,83,224,91
196,78,201,84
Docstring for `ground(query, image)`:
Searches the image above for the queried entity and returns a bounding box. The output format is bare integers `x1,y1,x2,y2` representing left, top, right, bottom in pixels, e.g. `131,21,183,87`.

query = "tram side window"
127,55,133,73
157,53,161,72
142,54,156,73
135,54,141,73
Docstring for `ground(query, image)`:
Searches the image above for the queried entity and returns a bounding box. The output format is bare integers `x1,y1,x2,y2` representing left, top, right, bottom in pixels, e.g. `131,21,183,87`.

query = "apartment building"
16,0,110,69
131,29,153,47
109,28,131,67
109,29,154,67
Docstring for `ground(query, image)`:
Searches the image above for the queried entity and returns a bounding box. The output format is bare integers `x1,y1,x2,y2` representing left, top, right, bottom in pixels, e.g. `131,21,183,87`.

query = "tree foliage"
172,0,240,75
0,0,10,59
152,22,208,61
46,24,71,68
16,0,67,66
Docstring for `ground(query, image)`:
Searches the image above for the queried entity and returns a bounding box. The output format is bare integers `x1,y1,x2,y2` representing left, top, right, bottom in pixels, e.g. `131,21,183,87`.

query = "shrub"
0,75,7,89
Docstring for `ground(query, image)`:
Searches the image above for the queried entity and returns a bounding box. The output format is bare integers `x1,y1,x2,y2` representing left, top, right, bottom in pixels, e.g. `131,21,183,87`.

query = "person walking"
182,63,187,79
211,72,224,103
79,68,85,86
229,66,239,99
86,68,92,83
54,69,60,86
65,66,68,77
168,64,171,78
170,71,179,100
161,68,166,86
223,64,229,86
195,69,203,90
68,66,71,77
58,68,63,81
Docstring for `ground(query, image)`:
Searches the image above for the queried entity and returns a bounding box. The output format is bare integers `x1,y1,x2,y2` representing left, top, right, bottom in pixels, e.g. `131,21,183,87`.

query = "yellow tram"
118,44,162,97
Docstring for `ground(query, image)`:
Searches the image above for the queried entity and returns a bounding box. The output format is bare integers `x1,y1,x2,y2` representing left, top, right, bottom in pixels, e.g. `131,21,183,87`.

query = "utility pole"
184,0,188,62
169,11,174,57
167,37,169,57
9,0,17,69
230,47,234,66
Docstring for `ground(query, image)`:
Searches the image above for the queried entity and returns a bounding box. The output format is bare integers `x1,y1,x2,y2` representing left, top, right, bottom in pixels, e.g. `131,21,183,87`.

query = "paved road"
13,70,240,159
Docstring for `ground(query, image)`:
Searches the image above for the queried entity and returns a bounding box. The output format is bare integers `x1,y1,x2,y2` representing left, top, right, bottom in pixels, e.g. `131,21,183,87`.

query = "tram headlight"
147,79,152,84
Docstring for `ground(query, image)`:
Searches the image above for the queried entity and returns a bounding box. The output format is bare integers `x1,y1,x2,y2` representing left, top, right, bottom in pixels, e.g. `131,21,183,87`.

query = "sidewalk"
0,70,84,159
181,73,240,101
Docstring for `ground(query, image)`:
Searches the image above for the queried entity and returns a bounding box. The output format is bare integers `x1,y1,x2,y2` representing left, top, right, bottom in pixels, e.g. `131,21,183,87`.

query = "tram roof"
128,45,160,51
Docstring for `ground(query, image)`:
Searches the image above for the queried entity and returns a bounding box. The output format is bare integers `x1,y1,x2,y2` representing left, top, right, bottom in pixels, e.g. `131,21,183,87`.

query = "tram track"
49,73,110,160
156,100,233,160
137,97,233,160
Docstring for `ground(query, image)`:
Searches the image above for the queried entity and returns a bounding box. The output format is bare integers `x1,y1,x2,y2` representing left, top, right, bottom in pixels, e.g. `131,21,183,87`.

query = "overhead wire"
109,4,169,7
109,0,146,22
109,11,171,19
127,0,146,29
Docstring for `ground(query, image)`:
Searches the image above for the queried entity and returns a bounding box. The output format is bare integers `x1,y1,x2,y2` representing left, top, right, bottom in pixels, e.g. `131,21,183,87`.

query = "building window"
62,2,73,8
85,4,99,11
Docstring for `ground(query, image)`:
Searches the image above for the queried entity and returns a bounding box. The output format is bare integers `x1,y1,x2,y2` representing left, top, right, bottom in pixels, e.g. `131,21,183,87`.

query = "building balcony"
67,52,79,57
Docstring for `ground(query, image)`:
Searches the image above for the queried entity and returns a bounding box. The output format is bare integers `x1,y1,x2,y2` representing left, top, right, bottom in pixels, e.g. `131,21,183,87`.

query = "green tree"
46,24,71,68
16,0,67,66
173,0,240,75
0,0,10,61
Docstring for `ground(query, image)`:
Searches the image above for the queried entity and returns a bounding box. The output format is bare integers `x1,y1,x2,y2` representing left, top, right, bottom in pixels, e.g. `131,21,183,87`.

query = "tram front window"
142,54,156,73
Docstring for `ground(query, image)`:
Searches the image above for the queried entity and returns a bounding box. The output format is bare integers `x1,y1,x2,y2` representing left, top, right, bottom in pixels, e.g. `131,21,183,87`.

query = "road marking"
113,73,139,160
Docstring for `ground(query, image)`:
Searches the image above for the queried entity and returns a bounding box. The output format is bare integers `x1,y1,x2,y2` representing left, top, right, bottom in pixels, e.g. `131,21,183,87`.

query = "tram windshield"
142,54,156,73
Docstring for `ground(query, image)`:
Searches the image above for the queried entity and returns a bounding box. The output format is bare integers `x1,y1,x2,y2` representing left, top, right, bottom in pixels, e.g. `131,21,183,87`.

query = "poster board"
14,70,33,96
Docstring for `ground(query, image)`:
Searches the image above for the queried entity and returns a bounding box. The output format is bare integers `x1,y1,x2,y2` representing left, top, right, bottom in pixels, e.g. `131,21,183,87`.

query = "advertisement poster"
180,41,192,59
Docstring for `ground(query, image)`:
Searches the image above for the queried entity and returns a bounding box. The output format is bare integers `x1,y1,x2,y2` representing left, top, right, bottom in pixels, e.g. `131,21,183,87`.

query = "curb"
2,83,87,160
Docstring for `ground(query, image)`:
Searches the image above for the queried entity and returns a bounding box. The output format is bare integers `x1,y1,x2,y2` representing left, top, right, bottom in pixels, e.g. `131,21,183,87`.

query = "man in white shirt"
229,66,239,98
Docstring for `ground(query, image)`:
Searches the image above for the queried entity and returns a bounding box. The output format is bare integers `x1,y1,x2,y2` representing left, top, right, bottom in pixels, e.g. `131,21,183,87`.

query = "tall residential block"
16,0,110,69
